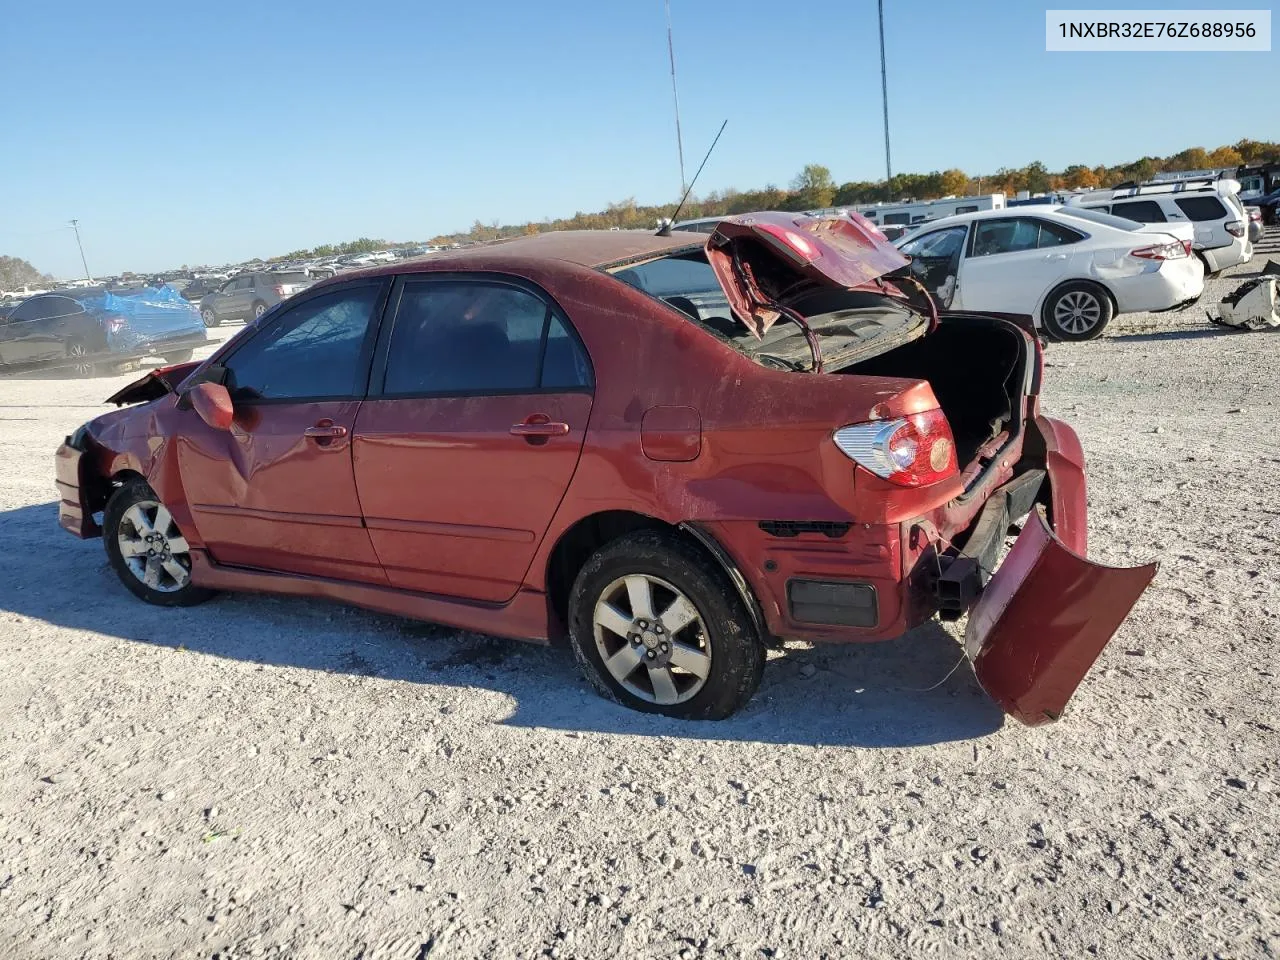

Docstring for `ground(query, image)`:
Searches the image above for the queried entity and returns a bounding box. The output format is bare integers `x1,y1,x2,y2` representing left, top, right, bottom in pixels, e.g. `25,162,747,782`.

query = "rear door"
954,217,1081,313
0,297,72,363
352,275,593,602
175,279,390,582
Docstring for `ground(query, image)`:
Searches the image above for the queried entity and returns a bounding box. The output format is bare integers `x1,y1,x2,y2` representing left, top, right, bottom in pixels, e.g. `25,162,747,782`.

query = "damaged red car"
54,213,1156,723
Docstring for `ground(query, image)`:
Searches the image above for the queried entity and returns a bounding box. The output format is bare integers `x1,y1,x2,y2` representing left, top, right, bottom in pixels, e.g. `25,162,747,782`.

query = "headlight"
67,424,90,450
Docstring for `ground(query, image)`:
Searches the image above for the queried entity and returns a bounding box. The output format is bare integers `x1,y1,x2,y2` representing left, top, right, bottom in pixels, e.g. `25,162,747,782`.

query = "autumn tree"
939,168,970,196
1207,146,1244,167
790,164,837,209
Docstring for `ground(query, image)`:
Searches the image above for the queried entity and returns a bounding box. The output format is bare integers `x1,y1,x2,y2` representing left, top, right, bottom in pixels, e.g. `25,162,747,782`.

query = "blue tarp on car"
79,287,207,354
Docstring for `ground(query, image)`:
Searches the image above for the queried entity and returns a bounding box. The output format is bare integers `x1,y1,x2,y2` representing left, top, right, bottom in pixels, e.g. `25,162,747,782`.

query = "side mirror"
189,381,234,431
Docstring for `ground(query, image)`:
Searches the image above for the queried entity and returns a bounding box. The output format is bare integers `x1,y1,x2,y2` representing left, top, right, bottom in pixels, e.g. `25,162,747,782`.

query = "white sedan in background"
896,207,1204,340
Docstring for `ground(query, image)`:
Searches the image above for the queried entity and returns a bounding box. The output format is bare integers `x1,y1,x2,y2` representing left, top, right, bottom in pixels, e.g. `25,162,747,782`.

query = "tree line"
429,138,1279,246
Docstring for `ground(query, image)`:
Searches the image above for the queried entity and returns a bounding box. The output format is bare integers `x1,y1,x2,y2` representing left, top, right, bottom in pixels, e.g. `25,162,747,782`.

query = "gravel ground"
2,244,1278,959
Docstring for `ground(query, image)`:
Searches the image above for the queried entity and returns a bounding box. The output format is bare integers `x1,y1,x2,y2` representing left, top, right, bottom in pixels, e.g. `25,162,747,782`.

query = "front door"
954,217,1080,313
353,277,594,602
176,280,390,583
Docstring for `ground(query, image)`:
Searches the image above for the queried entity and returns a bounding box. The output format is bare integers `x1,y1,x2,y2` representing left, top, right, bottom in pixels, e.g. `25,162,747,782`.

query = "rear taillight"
1130,241,1188,261
1225,220,1246,238
103,316,126,334
274,284,286,297
755,222,821,263
1249,209,1262,222
833,410,958,487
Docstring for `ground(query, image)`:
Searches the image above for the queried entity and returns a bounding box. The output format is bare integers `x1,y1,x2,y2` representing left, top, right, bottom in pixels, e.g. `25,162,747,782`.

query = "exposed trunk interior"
835,317,1028,472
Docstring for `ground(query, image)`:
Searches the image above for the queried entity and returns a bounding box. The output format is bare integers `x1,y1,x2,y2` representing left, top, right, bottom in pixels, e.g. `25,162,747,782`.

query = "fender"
1033,414,1088,557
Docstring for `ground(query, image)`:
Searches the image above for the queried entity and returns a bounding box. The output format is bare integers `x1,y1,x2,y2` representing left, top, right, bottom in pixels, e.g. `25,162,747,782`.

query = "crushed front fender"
964,507,1157,726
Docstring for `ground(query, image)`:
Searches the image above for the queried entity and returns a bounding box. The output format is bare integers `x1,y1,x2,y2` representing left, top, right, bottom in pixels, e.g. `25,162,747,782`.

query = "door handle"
1045,253,1069,261
511,415,570,444
304,420,348,442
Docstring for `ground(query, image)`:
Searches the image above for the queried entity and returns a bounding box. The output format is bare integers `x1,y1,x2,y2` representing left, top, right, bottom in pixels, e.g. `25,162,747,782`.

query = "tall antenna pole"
69,219,92,281
665,0,687,194
877,0,892,183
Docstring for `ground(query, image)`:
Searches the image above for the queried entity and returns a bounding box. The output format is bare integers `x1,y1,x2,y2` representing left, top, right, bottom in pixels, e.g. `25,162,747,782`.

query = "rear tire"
103,479,215,607
252,301,268,319
1041,281,1113,341
567,530,765,720
201,308,220,328
165,349,194,364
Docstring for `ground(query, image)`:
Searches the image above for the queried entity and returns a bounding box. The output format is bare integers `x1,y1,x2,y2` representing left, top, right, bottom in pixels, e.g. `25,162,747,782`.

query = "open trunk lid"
706,211,913,338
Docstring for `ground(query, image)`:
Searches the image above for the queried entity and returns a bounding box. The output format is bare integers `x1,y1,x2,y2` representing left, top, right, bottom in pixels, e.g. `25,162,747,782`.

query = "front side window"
900,226,967,259
383,281,590,395
1112,200,1167,223
223,285,380,400
970,218,1040,257
1174,196,1228,221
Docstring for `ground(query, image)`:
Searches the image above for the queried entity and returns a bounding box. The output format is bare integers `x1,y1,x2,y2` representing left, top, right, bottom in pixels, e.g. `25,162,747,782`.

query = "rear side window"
1175,196,1228,221
1111,200,1166,223
383,281,590,395
224,285,380,400
1036,220,1085,246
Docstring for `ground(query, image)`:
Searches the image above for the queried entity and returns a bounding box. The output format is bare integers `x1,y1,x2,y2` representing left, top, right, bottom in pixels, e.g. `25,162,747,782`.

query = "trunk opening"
834,316,1029,476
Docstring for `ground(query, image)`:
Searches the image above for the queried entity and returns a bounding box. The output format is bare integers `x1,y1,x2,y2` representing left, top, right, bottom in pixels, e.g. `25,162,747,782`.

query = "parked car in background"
179,276,225,302
1252,187,1280,226
1066,179,1252,274
197,271,312,326
1,289,206,376
1246,206,1265,244
56,216,1156,725
896,206,1204,340
672,216,725,234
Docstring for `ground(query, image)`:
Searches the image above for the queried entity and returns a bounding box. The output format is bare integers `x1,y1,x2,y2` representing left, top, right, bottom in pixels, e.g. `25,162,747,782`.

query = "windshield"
1056,207,1144,231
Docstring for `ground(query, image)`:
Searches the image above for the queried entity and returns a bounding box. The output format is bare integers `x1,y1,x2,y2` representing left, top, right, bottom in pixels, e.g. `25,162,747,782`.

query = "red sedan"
55,214,1156,723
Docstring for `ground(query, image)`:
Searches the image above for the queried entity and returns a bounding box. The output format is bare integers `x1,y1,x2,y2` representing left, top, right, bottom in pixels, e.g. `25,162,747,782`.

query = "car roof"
343,230,701,278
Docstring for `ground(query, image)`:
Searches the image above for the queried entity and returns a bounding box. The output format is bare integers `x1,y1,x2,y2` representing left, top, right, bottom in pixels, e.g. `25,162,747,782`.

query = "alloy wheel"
1053,290,1102,335
117,500,193,593
592,574,712,706
68,342,93,377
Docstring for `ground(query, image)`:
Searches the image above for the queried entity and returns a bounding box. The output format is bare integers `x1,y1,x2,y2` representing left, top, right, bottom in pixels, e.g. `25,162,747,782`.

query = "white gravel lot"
2,244,1278,959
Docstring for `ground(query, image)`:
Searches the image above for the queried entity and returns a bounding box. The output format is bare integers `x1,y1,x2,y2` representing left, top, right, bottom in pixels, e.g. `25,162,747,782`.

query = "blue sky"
0,0,1274,277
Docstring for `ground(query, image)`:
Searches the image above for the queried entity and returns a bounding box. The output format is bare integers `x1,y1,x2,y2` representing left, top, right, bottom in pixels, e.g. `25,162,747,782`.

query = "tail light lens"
274,284,286,297
834,410,958,487
1225,220,1246,238
1130,241,1188,261
755,223,821,263
103,316,126,334
1249,209,1262,222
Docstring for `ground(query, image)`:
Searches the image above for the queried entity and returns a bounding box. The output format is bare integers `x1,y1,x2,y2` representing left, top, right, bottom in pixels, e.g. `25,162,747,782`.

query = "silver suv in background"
196,271,313,327
1066,178,1252,274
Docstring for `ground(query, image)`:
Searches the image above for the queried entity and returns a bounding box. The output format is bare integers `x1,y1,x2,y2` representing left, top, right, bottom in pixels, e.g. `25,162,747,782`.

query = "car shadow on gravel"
1,502,1004,748
1106,328,1242,344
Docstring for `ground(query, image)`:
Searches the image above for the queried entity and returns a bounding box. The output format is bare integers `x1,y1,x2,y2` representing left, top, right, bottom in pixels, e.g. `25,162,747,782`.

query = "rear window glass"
1175,196,1228,221
610,255,720,297
1056,207,1143,232
1111,200,1166,223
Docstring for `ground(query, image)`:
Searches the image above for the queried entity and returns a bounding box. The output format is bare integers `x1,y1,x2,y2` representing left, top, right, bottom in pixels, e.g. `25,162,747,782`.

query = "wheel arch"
543,510,767,645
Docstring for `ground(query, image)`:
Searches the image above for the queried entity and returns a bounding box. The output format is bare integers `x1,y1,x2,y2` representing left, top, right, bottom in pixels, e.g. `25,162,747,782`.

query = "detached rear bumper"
962,416,1157,725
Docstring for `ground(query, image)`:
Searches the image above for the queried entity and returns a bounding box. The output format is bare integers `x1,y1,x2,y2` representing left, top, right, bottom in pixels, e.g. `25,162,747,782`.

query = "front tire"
201,308,220,328
1041,281,1113,341
567,530,765,720
103,479,215,607
252,301,268,319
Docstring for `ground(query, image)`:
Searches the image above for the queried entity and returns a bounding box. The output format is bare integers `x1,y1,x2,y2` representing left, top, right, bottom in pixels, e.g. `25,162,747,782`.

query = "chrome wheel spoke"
595,601,633,640
162,559,188,583
166,535,189,554
119,538,148,558
154,505,174,537
668,642,711,680
647,667,680,705
604,643,644,682
659,594,699,635
142,561,162,589
624,575,655,622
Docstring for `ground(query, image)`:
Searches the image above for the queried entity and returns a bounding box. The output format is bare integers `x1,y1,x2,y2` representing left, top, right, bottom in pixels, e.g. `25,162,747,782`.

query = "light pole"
68,219,92,281
877,0,892,184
